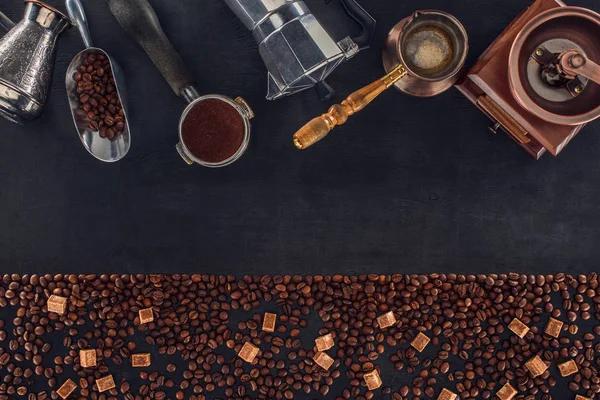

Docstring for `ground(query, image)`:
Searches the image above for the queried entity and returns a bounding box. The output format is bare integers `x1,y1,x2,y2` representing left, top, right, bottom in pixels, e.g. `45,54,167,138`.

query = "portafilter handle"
0,11,15,33
107,0,195,98
560,50,600,86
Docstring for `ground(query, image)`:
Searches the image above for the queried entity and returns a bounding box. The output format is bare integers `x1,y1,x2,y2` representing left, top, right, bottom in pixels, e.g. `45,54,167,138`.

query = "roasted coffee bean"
73,54,125,141
0,273,598,399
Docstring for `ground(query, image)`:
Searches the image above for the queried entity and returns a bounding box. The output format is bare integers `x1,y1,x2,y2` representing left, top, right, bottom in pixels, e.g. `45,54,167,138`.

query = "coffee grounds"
181,98,245,164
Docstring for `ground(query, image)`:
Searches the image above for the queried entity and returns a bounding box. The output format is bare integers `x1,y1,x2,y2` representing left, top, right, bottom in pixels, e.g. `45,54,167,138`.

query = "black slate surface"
0,0,599,273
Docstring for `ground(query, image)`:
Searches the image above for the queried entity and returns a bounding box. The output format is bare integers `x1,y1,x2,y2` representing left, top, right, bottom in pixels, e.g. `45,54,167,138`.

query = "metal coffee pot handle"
107,0,195,98
293,64,407,150
0,11,15,32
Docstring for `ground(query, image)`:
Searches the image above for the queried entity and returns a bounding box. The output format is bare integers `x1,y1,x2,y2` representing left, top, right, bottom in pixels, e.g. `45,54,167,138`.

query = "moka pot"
223,0,375,100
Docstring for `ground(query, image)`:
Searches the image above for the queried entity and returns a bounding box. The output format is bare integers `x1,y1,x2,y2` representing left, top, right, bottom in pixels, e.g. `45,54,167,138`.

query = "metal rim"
25,0,71,23
509,6,600,125
178,95,252,168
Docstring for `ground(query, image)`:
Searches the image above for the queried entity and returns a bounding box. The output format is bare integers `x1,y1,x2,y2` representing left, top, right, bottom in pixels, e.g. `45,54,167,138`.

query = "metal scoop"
65,0,130,162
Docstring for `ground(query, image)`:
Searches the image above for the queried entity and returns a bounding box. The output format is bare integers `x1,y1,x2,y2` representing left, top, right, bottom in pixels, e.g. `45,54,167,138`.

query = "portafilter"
108,0,254,168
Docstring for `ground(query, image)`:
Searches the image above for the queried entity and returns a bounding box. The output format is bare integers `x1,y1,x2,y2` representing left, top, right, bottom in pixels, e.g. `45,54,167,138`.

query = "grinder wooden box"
456,0,584,159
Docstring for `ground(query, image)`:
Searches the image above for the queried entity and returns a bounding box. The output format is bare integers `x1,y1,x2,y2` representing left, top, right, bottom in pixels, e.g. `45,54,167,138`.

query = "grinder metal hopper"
223,0,375,100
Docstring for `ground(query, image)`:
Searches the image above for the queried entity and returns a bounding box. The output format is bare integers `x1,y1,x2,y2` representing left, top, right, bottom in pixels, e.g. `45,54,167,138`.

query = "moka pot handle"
337,0,375,49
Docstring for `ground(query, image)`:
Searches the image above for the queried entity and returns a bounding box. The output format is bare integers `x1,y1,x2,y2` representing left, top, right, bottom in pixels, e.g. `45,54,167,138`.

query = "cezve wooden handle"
293,64,407,150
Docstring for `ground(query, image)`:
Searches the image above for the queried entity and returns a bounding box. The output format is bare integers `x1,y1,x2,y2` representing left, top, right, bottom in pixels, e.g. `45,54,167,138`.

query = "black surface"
0,0,599,273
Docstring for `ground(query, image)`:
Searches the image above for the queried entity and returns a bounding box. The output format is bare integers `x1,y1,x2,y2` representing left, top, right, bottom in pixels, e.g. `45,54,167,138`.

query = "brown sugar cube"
545,318,564,338
79,349,96,368
138,308,154,324
131,353,151,367
96,375,115,393
313,352,334,370
238,342,259,363
575,396,592,400
315,333,335,352
497,383,517,400
363,369,382,391
57,379,77,399
558,360,578,377
525,355,548,377
411,332,431,352
377,311,396,329
508,318,530,338
262,312,277,333
48,295,67,315
438,388,458,400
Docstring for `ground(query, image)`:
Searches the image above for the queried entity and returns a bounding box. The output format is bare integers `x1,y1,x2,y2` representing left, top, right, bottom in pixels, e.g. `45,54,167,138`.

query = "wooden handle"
293,64,408,149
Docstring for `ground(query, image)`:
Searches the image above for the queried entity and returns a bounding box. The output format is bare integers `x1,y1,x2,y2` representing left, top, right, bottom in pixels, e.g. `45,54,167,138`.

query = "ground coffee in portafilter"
181,99,245,164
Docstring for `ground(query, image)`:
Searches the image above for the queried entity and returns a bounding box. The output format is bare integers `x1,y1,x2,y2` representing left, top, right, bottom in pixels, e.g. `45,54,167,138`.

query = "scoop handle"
66,0,93,48
107,0,194,97
293,64,407,149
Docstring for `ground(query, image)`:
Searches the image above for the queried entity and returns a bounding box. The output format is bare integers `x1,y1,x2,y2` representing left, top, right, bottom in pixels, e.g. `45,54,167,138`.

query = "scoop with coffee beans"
73,53,125,141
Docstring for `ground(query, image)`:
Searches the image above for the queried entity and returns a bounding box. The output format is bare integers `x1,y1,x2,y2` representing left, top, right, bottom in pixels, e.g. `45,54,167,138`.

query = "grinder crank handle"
560,51,600,86
337,0,376,49
107,0,195,98
293,64,407,150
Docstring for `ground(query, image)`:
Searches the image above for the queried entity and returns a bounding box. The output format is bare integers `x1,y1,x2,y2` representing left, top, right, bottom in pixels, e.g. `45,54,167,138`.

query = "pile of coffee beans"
0,273,599,400
74,52,125,141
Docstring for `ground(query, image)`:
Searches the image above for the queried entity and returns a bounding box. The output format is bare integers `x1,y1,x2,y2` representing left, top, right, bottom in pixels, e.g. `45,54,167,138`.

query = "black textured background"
0,0,599,273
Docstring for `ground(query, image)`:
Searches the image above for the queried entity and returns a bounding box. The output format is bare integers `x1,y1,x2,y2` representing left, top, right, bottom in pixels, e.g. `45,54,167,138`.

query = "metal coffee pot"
0,1,70,124
223,0,375,100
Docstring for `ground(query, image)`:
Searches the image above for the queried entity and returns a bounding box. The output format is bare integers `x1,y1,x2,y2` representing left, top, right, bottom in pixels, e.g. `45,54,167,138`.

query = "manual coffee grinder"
223,0,375,100
456,0,600,159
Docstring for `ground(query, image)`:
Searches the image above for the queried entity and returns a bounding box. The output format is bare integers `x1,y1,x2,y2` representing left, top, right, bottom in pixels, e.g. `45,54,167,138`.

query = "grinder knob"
559,50,600,86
